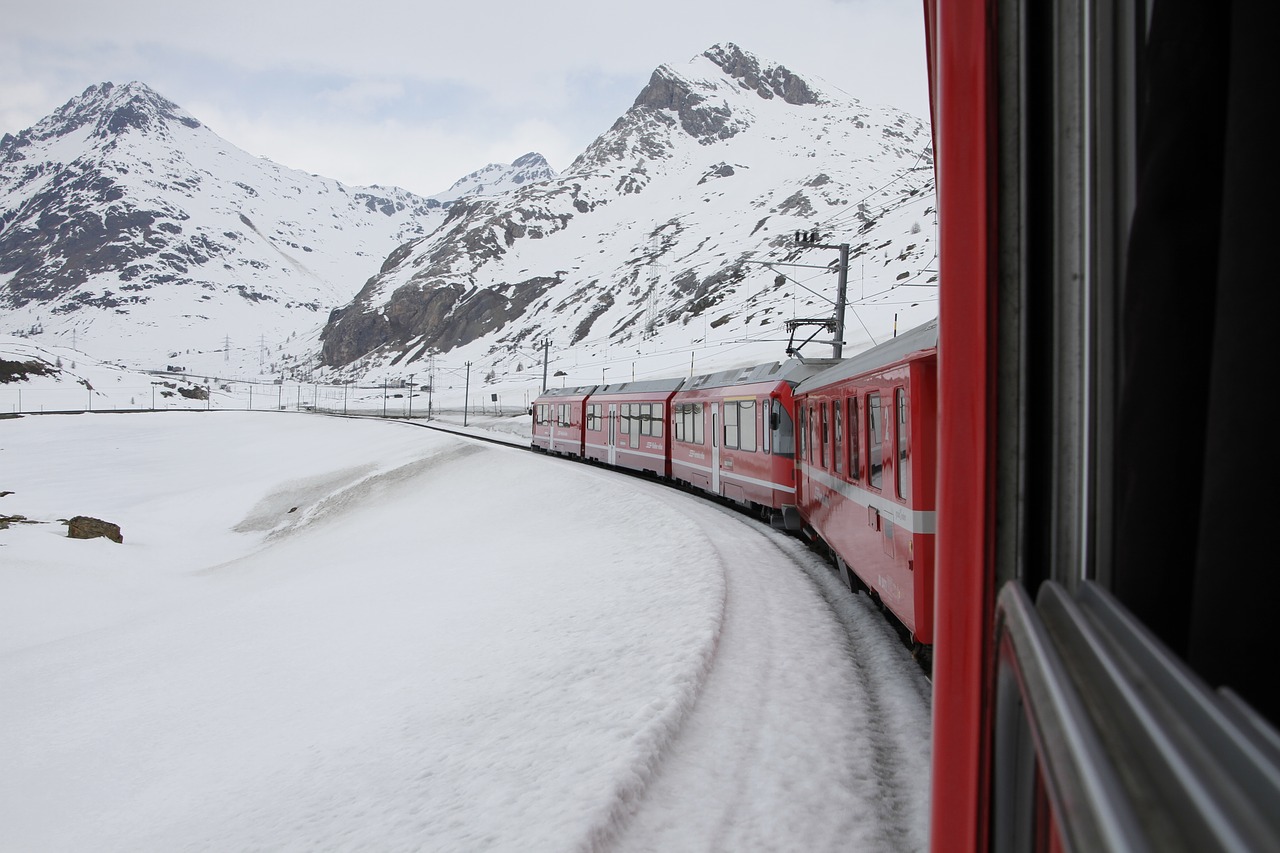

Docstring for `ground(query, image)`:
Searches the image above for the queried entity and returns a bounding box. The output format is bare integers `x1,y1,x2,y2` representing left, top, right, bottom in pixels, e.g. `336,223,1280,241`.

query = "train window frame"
819,401,829,468
723,400,740,449
558,403,571,428
797,405,807,461
651,402,663,439
833,399,844,474
586,403,601,432
868,392,883,489
739,400,756,453
848,397,860,480
895,387,909,501
772,398,795,459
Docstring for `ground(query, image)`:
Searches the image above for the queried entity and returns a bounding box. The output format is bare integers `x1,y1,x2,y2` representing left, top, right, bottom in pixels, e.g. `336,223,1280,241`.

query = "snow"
0,411,931,850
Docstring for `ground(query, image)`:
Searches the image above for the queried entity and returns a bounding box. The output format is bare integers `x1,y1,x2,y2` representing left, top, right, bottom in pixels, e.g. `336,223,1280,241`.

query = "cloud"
2,0,929,190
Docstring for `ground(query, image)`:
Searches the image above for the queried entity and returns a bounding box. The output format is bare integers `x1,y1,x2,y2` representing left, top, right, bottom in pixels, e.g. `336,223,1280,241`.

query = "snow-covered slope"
0,82,556,372
318,43,936,384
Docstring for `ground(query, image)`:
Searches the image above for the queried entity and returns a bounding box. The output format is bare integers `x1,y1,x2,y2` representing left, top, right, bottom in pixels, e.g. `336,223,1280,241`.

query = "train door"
710,402,720,494
607,403,617,466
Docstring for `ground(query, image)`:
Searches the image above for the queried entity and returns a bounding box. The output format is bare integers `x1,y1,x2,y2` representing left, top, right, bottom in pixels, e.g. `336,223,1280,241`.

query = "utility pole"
773,229,850,357
541,339,550,392
428,356,435,421
464,361,472,427
408,374,415,419
833,242,849,358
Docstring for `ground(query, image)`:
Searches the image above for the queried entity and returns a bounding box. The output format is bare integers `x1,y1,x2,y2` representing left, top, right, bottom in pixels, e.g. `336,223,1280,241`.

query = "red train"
534,359,839,526
532,0,1280,847
793,319,938,647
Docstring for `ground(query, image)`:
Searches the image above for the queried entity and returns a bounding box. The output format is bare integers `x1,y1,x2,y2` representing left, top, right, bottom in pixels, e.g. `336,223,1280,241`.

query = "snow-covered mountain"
0,82,556,371
318,43,936,383
1,45,935,389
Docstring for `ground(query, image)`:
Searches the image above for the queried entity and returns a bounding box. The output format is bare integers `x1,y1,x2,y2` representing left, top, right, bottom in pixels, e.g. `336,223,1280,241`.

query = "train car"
926,0,1280,849
581,378,684,477
669,359,836,522
793,319,938,646
530,385,595,459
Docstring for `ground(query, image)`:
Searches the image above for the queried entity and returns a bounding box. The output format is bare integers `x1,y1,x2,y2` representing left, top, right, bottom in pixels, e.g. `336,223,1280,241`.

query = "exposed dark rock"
633,67,744,144
66,515,123,543
703,43,819,106
1,359,57,383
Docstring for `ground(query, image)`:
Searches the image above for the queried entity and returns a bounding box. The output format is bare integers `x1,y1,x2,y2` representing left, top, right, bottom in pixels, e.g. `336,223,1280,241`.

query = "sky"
0,411,932,849
0,0,929,196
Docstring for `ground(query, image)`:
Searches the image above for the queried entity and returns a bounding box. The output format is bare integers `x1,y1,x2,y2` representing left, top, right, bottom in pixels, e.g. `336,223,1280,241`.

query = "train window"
808,406,818,464
772,398,795,458
847,397,860,479
868,393,883,489
586,404,601,431
833,400,844,474
693,403,704,445
619,403,630,435
723,401,740,449
739,400,756,452
558,404,571,427
651,403,663,438
819,402,828,468
895,388,909,500
797,405,807,460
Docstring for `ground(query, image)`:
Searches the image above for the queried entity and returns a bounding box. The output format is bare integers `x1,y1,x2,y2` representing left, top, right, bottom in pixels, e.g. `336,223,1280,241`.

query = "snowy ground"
0,411,931,851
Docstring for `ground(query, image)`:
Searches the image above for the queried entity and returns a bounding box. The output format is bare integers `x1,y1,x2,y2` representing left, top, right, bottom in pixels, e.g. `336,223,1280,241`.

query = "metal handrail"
992,580,1280,850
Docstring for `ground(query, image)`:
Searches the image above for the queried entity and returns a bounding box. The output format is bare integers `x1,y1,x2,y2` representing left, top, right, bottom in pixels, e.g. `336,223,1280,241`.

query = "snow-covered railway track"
585,476,933,852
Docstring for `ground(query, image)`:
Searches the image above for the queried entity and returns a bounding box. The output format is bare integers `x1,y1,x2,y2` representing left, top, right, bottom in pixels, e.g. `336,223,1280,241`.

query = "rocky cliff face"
317,43,935,378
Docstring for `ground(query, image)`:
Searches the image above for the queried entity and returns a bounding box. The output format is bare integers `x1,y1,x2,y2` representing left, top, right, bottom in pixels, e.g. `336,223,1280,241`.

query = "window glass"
674,404,685,442
833,400,843,474
652,403,663,438
739,400,756,452
773,398,795,458
693,403,704,445
724,401,740,449
897,388,910,500
620,403,630,434
820,402,829,467
868,393,883,488
848,397,860,479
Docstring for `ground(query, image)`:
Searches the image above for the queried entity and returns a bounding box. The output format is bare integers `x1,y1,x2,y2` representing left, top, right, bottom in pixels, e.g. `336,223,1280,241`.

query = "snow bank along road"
0,411,931,851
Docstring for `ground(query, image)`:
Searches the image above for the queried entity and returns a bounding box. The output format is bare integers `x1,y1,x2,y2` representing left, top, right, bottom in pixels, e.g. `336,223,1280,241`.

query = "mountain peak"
8,81,202,152
701,43,818,106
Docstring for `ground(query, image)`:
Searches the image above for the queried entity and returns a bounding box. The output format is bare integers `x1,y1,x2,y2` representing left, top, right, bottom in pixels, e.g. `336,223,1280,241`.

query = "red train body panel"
581,378,683,477
793,320,938,644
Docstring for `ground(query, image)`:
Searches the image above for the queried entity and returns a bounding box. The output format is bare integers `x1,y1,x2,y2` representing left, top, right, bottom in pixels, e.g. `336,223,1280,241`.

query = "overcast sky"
1,0,929,196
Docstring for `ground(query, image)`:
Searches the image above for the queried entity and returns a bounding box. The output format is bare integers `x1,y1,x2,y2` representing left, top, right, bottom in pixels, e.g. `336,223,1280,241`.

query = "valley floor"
0,411,930,851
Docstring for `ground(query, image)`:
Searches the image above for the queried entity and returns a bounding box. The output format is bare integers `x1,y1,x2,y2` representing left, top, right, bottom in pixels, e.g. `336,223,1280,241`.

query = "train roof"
589,377,687,397
681,357,842,393
533,384,597,401
795,318,940,393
